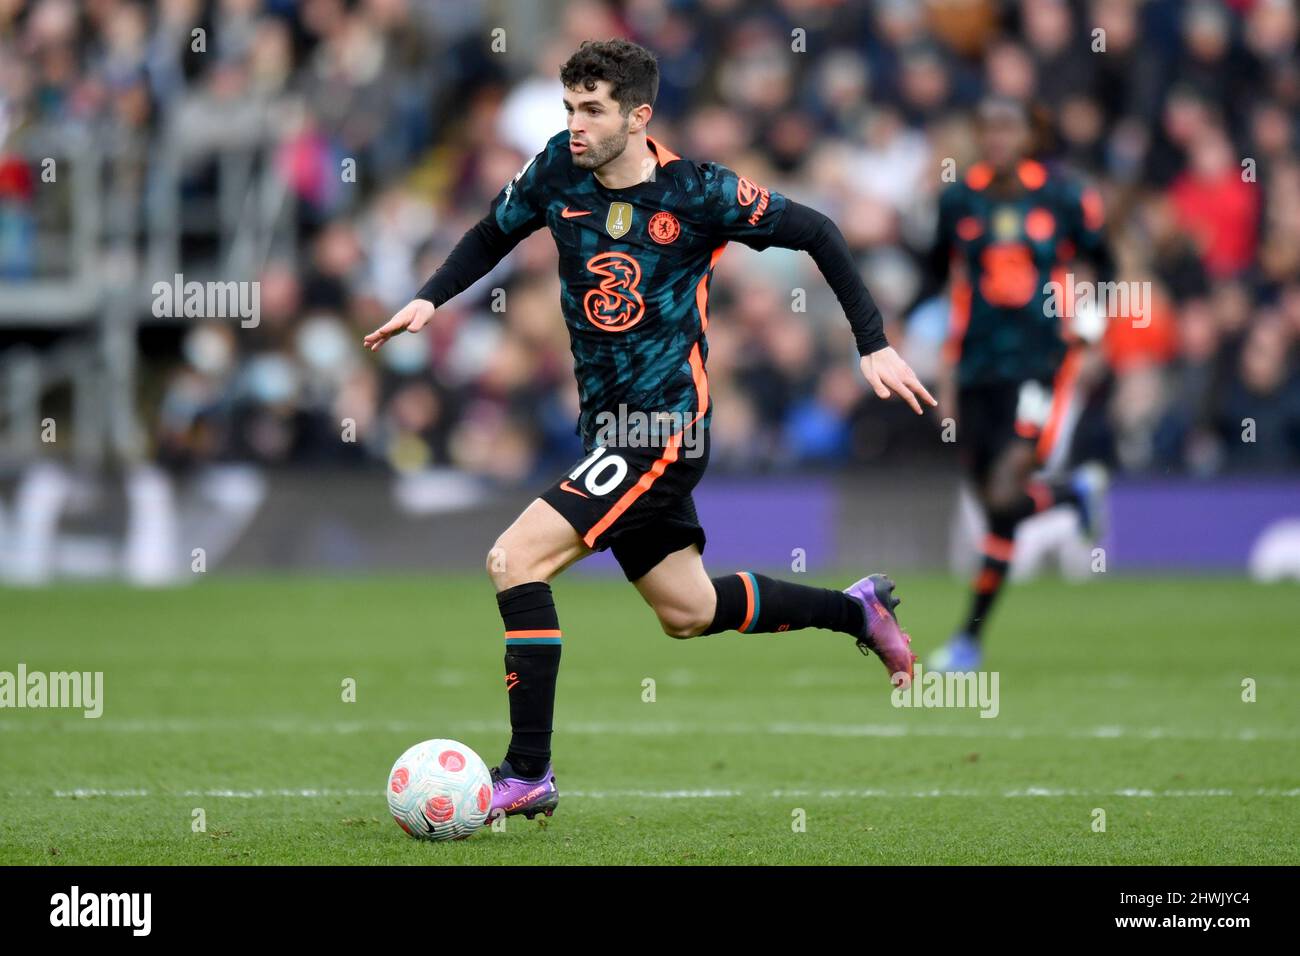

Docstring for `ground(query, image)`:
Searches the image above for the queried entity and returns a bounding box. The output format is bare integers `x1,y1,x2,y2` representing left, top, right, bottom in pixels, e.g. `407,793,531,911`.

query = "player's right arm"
916,186,961,421
903,184,959,321
365,145,553,351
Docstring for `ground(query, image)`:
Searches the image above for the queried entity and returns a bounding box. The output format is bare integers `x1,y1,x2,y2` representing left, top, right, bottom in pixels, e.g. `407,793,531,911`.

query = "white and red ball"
387,739,491,841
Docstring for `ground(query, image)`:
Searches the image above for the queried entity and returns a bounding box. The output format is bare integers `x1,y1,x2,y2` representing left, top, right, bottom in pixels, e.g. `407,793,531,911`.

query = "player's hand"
859,347,937,415
1069,298,1107,345
364,299,436,352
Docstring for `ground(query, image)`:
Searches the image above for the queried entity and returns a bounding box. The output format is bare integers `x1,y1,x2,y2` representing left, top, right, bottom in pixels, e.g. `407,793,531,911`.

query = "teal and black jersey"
418,130,889,447
930,160,1110,387
489,131,786,445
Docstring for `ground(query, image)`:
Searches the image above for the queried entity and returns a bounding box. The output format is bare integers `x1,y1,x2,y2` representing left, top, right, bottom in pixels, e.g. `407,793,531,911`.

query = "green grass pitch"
1,574,1297,865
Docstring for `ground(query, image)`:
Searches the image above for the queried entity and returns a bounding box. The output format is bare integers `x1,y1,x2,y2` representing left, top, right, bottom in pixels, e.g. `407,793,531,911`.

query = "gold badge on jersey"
606,202,633,239
992,205,1022,240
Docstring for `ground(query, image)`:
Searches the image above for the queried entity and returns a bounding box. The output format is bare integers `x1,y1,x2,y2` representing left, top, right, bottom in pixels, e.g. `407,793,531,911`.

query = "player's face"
978,113,1029,173
563,82,631,170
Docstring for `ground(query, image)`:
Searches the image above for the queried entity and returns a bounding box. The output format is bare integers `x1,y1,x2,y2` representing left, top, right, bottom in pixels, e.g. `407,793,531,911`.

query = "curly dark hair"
559,39,659,116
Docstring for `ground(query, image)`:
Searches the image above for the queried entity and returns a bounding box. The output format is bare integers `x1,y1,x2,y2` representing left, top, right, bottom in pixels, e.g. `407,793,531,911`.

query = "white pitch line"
0,718,1294,741
8,786,1298,800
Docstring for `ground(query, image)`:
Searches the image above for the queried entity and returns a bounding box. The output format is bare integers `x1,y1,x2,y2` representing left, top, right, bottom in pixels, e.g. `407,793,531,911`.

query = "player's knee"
485,540,532,590
657,606,711,639
486,537,558,591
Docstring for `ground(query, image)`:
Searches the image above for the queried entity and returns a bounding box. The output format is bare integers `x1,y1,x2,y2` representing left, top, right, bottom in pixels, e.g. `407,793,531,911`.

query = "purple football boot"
844,573,916,689
488,758,559,821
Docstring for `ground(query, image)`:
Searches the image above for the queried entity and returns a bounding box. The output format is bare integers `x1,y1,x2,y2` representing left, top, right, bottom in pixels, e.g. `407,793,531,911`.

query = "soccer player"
920,97,1112,673
364,39,934,820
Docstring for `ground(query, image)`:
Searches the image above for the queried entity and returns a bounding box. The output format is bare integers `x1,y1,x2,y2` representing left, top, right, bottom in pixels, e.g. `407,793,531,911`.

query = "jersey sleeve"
489,141,556,241
929,185,964,286
1058,178,1115,339
1061,179,1110,276
698,162,789,250
934,184,962,258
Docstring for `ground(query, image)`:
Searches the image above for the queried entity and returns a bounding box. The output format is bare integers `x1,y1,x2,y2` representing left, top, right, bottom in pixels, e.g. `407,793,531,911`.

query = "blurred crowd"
2,0,1300,483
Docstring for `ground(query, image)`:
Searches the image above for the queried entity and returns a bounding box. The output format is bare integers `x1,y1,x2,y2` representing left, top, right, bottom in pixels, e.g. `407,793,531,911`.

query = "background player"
921,97,1112,673
364,39,934,820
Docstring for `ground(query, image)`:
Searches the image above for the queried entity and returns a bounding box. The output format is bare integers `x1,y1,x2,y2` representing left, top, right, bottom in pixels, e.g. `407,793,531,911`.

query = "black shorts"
958,352,1080,484
541,427,710,582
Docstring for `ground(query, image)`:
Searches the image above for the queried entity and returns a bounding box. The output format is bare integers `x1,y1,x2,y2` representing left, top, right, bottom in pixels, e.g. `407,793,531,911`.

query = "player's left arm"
1064,182,1116,346
702,164,934,413
765,202,937,415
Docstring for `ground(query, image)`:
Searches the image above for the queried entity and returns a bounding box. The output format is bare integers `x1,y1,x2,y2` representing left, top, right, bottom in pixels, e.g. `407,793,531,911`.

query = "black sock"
701,572,864,636
962,532,1013,641
497,582,561,779
961,478,1076,642
1005,479,1081,525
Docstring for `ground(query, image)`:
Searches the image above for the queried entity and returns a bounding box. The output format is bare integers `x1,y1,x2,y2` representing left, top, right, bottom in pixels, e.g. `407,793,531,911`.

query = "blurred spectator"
1216,317,1300,471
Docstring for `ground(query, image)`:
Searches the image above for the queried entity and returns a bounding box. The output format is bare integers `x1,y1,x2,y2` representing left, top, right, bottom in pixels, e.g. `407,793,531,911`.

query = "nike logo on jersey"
561,207,591,218
559,480,589,498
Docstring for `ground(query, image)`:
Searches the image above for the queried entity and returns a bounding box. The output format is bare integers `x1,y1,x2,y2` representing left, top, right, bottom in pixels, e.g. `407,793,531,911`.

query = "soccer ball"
387,738,492,841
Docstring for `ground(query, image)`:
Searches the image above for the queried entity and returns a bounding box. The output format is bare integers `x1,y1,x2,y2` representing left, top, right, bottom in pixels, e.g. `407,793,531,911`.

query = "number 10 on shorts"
568,446,629,496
